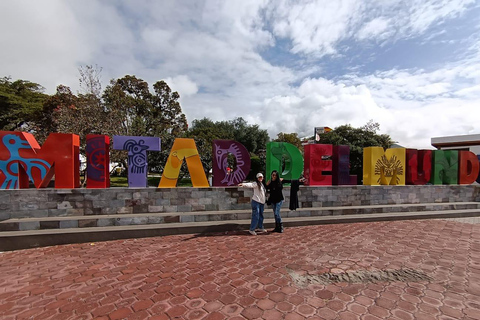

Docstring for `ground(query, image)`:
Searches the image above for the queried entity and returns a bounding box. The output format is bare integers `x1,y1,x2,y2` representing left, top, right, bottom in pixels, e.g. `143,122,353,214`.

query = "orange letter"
158,138,208,187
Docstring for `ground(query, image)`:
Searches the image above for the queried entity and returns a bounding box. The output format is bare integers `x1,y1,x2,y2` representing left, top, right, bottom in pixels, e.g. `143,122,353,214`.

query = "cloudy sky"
1,0,480,149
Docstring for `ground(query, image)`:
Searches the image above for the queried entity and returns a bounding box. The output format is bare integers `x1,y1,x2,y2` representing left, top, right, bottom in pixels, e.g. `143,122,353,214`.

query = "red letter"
458,151,479,185
304,144,332,186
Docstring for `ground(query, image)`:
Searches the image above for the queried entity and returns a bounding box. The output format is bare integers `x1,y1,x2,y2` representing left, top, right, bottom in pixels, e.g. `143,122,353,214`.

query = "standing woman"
266,170,306,233
238,173,267,235
266,170,285,233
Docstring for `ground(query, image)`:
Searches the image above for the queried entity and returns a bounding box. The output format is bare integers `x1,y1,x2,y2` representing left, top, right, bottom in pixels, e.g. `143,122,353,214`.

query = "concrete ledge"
2,209,480,251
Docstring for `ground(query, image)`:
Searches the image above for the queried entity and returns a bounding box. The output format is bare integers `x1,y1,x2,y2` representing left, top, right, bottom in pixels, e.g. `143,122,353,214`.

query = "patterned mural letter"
86,135,110,188
363,147,406,185
406,149,432,185
266,142,304,180
158,138,208,188
458,151,479,185
212,140,251,187
303,144,332,186
430,150,458,185
0,131,80,189
113,136,161,188
332,145,356,185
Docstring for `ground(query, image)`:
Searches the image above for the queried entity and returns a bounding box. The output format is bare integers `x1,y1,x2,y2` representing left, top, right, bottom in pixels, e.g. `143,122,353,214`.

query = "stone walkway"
1,218,480,319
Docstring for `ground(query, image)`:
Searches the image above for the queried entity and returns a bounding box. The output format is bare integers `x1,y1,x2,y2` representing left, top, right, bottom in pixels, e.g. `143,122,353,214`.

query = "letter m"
0,131,80,189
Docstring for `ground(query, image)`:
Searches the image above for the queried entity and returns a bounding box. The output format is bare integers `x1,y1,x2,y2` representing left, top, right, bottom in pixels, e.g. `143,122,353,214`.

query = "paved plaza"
1,218,480,319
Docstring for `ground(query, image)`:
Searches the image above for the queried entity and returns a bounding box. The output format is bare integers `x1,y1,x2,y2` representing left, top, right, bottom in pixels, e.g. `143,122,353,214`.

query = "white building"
431,134,480,155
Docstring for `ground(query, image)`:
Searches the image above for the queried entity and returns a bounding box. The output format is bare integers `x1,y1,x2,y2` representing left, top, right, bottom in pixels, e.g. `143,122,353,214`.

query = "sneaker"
248,230,257,236
257,229,267,233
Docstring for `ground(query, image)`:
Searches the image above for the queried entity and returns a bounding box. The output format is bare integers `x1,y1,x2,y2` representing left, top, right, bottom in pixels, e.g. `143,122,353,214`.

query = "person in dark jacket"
266,170,284,233
266,170,306,233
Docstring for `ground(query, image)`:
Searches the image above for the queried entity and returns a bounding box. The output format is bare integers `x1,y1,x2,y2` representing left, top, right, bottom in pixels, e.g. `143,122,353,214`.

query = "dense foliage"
0,77,47,132
187,117,269,179
315,121,395,184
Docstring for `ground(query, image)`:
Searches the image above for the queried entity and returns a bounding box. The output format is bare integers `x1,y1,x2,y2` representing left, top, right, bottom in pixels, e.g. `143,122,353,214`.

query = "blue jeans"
272,200,283,223
250,200,265,231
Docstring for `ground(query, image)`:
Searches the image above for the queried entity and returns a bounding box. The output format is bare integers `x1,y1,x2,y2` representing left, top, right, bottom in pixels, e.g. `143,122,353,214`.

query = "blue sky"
1,0,480,149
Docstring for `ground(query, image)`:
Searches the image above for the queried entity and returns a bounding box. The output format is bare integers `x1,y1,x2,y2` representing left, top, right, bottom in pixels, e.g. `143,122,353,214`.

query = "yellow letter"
158,138,209,188
363,147,406,185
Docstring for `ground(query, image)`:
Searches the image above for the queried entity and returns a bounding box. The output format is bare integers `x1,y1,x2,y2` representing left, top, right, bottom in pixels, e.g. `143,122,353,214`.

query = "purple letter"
212,140,251,187
113,136,161,188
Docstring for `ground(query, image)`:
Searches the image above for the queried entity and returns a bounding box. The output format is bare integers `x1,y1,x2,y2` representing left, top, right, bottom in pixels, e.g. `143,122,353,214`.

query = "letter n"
430,150,458,185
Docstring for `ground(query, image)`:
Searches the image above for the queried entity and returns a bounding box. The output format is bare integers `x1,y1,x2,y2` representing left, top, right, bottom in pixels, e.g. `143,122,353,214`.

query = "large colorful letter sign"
0,131,80,189
332,145,356,185
159,138,209,188
458,151,479,185
363,147,406,185
304,144,332,186
406,149,432,185
266,142,304,180
212,140,251,187
430,150,458,185
113,136,160,188
86,135,110,188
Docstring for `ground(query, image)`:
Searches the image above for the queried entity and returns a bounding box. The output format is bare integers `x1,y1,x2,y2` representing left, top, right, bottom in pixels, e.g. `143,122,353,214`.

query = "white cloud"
268,0,363,56
163,75,198,97
0,0,88,92
357,18,391,41
266,0,475,56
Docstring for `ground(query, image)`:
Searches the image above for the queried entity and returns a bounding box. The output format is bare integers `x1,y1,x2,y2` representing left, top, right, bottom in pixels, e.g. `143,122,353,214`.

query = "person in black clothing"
266,170,284,233
266,170,306,233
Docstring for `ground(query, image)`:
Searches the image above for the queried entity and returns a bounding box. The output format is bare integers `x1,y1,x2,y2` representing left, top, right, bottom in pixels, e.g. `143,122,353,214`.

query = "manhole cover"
287,268,432,287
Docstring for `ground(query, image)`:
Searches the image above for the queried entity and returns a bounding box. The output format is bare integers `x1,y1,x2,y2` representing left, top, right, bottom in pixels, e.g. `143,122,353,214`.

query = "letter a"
159,138,209,187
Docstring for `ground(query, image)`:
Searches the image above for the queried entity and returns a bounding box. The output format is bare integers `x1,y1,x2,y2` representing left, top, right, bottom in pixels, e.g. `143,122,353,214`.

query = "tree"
33,85,78,144
103,75,188,173
187,117,269,179
229,117,269,155
274,132,303,151
187,118,235,176
316,120,394,184
0,77,47,132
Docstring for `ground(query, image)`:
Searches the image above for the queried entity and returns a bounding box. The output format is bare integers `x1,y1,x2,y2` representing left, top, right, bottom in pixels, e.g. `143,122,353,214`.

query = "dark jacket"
288,180,303,210
266,179,284,204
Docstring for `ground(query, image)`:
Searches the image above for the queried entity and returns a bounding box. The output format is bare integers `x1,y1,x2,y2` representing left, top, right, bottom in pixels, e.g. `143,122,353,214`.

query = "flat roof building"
431,134,480,155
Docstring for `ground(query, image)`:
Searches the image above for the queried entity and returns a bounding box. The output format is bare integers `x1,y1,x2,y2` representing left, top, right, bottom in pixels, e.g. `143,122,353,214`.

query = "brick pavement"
1,219,480,319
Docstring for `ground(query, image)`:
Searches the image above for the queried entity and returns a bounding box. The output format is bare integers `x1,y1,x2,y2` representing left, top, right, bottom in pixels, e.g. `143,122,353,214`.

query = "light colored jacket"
241,182,266,204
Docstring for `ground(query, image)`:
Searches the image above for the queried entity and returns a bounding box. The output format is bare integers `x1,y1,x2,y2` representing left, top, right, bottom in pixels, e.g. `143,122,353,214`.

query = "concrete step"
1,206,480,251
1,202,479,232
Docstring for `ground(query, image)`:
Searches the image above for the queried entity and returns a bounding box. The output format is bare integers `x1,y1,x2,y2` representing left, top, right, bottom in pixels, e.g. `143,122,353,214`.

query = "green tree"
274,132,303,151
33,85,78,144
34,66,110,150
103,75,188,173
0,77,48,132
187,118,234,176
187,117,269,179
229,117,269,155
316,120,394,184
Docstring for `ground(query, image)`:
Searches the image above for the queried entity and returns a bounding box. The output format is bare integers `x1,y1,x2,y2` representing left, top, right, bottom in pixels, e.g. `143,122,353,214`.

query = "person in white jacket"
238,173,267,235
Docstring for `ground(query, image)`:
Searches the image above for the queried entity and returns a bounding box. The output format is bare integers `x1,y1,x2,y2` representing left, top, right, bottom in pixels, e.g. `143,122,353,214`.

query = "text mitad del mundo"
0,131,478,189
